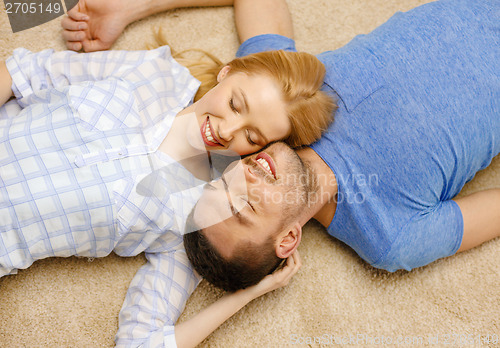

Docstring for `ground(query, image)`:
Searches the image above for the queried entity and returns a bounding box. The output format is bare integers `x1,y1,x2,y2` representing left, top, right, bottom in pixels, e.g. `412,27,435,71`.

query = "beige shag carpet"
0,0,499,347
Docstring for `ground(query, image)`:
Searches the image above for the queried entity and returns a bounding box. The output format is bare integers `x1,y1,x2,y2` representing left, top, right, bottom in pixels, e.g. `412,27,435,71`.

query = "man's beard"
276,149,319,219
286,154,318,208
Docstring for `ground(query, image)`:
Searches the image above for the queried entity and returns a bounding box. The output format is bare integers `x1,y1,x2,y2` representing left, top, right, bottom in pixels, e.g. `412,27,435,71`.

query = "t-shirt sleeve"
236,34,297,57
372,200,464,272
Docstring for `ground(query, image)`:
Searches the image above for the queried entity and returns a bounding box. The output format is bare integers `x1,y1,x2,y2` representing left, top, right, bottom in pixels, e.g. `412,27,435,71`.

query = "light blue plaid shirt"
1,47,203,347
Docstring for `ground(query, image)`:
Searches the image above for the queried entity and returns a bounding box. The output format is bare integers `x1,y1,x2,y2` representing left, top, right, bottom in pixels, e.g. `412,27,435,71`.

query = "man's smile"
254,152,277,179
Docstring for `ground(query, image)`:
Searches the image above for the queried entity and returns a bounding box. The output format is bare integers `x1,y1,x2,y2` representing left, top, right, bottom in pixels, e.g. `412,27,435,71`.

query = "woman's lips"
201,116,222,147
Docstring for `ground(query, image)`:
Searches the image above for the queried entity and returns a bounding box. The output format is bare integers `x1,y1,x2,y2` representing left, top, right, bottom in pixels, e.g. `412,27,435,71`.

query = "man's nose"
224,160,248,188
218,119,245,142
221,161,250,207
225,160,258,185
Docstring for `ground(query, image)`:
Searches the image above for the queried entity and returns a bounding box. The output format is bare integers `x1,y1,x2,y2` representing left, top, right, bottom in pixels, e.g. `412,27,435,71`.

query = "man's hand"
61,0,131,52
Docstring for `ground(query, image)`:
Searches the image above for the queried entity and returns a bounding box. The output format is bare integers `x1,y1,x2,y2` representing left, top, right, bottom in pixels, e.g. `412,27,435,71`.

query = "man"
184,0,500,290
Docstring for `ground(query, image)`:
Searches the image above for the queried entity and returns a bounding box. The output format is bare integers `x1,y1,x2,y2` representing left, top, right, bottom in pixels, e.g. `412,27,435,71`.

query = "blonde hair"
152,30,336,148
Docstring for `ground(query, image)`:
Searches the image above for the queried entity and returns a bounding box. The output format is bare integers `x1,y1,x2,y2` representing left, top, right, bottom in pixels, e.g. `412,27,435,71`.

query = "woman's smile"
201,116,223,147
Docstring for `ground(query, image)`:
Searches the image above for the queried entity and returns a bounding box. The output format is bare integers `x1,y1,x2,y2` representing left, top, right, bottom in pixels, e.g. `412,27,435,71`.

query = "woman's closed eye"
246,130,258,146
229,97,238,113
230,97,259,146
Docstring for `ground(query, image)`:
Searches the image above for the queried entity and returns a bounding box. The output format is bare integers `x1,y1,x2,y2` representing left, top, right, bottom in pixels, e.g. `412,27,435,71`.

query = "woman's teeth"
256,157,272,176
205,118,218,144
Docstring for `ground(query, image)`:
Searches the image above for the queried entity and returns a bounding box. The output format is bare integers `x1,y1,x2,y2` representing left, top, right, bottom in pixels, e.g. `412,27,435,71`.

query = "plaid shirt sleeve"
6,48,172,102
115,249,202,348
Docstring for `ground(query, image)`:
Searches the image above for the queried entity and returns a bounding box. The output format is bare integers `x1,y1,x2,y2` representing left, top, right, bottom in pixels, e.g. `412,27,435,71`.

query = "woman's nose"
218,119,244,142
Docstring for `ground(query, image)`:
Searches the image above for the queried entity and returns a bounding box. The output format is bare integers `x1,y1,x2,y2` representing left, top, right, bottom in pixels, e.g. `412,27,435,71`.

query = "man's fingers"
62,28,86,43
61,15,88,52
66,41,83,51
66,7,89,21
82,39,111,53
61,16,88,31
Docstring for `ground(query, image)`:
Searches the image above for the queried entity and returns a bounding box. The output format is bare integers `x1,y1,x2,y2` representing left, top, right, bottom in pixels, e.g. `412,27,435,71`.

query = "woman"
0,9,333,347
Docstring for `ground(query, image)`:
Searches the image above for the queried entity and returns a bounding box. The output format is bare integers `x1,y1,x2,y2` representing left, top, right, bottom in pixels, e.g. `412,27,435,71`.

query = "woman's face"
194,66,290,156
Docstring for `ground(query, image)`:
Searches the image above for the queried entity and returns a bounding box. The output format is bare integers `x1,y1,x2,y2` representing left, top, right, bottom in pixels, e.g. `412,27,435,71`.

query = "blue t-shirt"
236,0,500,271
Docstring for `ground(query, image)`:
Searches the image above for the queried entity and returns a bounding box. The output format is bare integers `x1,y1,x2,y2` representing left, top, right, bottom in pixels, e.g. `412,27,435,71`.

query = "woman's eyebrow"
239,88,268,144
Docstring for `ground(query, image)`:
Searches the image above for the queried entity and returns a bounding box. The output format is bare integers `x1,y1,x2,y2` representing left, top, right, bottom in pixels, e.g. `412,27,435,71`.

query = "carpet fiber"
0,0,499,346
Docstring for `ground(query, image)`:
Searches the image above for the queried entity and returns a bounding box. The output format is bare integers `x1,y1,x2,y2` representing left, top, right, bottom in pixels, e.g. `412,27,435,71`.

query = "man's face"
192,142,313,258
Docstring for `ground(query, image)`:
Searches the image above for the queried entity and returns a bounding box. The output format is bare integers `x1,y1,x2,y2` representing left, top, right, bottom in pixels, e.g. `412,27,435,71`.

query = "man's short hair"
183,228,283,292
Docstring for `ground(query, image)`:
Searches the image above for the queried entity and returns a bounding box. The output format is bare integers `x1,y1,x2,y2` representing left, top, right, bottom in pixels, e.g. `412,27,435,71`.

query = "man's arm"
61,0,292,52
61,0,234,52
233,0,297,58
0,62,13,108
453,188,500,252
233,0,293,43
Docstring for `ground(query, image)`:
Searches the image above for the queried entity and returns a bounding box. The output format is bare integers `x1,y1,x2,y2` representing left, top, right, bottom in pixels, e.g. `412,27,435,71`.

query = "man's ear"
275,222,302,259
217,65,231,83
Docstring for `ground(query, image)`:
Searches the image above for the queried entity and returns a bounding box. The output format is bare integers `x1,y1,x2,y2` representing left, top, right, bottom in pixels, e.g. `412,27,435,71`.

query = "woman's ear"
217,65,231,83
275,222,302,259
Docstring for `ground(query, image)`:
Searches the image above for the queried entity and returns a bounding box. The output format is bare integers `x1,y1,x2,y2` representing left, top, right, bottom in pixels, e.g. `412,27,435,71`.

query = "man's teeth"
257,157,272,175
